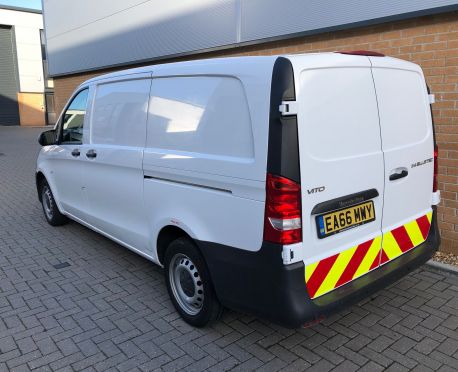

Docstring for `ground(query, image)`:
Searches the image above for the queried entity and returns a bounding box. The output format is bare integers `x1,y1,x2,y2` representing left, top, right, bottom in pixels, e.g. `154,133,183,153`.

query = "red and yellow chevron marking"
305,236,381,299
380,212,432,265
305,211,432,299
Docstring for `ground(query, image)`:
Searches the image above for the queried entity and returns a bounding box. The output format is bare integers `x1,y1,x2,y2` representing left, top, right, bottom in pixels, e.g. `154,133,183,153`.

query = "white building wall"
0,9,44,93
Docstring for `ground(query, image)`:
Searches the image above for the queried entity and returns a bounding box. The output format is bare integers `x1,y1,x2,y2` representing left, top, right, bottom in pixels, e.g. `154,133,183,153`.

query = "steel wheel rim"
42,186,53,220
169,253,204,315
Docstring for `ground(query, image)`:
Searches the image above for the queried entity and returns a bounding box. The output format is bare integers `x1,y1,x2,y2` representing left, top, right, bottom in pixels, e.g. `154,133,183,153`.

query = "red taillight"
433,145,438,192
264,173,302,245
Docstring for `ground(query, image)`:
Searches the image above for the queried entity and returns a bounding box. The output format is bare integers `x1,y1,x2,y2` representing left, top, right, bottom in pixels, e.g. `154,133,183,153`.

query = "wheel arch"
36,171,46,202
35,170,64,214
156,225,194,266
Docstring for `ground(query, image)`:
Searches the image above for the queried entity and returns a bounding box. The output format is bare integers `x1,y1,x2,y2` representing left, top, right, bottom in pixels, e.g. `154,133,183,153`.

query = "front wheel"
164,237,223,327
40,180,68,226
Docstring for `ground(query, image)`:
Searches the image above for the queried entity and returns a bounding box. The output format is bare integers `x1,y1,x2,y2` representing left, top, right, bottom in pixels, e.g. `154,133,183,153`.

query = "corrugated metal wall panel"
43,0,458,76
45,0,238,76
241,0,458,42
0,26,20,126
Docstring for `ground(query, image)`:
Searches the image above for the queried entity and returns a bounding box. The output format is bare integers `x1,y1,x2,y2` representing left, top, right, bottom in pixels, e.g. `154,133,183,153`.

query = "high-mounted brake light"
264,173,302,245
433,145,439,192
337,50,385,57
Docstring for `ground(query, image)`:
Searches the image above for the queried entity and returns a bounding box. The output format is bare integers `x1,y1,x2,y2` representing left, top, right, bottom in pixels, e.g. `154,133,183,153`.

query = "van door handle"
71,149,80,157
86,149,97,159
389,169,408,181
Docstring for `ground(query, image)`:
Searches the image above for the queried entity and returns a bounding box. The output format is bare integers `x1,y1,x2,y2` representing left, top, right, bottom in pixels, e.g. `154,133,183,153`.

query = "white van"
36,52,441,328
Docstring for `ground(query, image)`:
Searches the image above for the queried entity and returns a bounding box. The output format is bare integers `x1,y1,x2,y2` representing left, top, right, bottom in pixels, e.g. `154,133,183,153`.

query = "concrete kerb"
426,259,458,275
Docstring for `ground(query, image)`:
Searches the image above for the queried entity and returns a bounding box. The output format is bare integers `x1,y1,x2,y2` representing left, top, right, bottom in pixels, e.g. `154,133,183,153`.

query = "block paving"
0,126,457,371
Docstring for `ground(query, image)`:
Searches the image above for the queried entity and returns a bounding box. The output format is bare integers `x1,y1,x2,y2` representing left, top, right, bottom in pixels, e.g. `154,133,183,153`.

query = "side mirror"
38,129,57,146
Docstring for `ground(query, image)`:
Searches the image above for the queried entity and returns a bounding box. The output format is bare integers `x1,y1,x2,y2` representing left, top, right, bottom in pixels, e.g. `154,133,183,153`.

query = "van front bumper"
198,208,440,328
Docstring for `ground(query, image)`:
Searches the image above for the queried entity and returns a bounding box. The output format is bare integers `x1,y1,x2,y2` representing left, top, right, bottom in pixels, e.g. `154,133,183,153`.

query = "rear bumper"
198,208,440,328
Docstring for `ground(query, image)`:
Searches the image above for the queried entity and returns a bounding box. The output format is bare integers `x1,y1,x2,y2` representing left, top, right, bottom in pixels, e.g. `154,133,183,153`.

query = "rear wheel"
40,180,68,226
164,237,223,327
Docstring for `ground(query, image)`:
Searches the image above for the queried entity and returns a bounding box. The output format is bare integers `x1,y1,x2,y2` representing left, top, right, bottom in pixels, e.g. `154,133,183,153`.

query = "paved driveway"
1,126,458,371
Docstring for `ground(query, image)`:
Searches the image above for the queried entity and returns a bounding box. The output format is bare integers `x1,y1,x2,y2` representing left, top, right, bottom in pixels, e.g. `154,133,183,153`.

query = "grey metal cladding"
241,0,458,41
44,0,458,76
46,0,238,76
0,26,20,126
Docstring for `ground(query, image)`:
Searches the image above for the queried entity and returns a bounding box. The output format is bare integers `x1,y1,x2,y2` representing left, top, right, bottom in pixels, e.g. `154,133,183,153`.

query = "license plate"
316,201,375,239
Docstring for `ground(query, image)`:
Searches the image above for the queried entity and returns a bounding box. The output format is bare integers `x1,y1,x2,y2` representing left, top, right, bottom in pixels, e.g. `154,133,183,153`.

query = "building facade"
43,1,458,254
0,5,54,126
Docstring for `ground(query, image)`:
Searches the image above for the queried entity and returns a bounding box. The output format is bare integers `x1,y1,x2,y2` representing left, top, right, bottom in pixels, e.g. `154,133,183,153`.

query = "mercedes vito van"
36,52,441,328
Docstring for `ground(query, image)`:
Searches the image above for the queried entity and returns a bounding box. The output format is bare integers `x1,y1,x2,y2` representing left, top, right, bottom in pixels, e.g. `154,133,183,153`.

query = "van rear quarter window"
92,79,150,147
146,76,254,159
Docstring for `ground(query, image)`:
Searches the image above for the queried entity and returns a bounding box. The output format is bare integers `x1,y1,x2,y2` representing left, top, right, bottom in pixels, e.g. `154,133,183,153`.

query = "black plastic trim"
311,188,379,215
197,207,440,328
267,57,300,183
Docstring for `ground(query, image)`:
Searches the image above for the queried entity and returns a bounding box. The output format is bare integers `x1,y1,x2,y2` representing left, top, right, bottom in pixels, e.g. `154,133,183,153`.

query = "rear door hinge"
279,101,298,116
432,190,441,205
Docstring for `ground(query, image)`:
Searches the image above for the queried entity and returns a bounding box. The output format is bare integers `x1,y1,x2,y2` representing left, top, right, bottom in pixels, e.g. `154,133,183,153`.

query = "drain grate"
53,262,71,269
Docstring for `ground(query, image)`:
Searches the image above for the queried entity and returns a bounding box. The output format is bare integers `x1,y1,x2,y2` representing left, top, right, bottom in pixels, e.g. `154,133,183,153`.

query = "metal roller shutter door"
0,26,20,126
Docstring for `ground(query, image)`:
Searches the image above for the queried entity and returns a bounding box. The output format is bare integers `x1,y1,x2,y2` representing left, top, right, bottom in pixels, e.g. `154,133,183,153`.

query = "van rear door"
370,57,435,265
293,55,385,299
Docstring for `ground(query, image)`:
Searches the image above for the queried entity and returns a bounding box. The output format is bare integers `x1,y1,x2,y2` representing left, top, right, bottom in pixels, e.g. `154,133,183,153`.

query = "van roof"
82,55,278,86
80,52,421,88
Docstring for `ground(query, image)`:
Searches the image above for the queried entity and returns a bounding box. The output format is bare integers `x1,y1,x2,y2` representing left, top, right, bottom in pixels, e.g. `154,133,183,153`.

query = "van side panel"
147,77,254,159
143,74,269,256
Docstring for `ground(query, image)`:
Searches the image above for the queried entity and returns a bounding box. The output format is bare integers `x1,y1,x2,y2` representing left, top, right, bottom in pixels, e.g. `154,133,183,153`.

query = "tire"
40,180,68,226
164,237,223,327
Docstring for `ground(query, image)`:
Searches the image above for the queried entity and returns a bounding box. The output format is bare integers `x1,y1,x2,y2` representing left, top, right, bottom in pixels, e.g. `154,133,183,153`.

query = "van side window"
147,76,254,158
91,79,150,147
61,89,89,144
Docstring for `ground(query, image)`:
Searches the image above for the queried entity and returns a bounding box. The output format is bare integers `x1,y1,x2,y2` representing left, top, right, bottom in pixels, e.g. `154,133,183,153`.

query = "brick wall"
53,11,458,254
17,93,45,126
